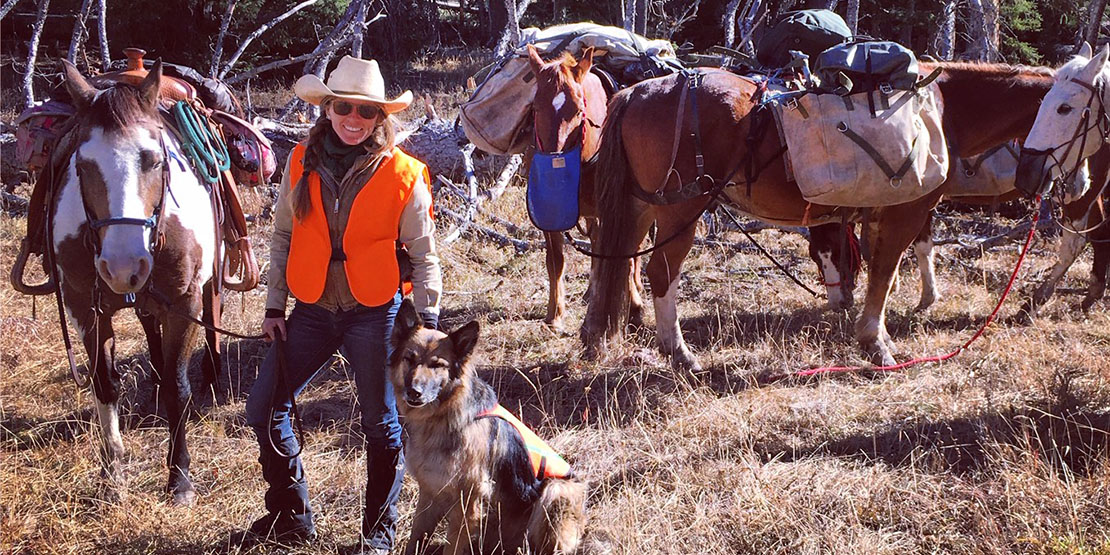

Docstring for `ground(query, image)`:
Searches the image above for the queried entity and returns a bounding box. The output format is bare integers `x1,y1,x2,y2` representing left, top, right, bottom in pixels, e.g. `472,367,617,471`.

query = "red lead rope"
785,195,1043,380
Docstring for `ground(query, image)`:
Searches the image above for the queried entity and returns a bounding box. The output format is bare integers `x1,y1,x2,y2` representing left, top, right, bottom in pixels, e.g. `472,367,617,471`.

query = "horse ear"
1080,42,1094,59
575,47,595,82
527,44,545,73
139,59,163,108
61,60,96,110
1078,44,1110,84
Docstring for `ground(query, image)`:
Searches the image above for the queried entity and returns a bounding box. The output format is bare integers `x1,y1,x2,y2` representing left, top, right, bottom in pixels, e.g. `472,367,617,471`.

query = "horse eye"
1058,104,1074,115
140,150,163,171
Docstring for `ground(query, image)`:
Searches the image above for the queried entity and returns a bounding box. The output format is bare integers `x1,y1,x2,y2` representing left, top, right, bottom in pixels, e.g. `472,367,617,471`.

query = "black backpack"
756,9,852,69
814,40,919,95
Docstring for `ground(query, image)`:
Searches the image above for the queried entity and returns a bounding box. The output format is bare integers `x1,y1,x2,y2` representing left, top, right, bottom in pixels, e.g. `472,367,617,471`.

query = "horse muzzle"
1014,148,1055,198
96,251,153,293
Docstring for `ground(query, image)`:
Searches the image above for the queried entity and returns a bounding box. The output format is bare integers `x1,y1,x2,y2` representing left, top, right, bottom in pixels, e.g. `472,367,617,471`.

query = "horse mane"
924,60,1054,79
1056,53,1110,86
82,84,159,130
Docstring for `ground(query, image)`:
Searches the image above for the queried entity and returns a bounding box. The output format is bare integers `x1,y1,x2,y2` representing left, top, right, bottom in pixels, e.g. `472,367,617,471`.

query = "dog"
390,299,587,554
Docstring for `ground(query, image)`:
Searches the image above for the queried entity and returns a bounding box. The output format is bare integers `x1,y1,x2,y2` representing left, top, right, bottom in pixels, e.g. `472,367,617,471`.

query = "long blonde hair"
291,101,401,221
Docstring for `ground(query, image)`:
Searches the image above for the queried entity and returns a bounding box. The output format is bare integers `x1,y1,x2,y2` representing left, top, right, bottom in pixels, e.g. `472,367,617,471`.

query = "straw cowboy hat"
294,56,413,114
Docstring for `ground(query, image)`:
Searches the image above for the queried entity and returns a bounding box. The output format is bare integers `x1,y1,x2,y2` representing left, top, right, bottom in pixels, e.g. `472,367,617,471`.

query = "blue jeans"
245,293,403,546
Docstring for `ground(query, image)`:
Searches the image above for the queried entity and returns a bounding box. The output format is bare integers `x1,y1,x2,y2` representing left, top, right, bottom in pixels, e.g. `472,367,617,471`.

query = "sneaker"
229,511,316,548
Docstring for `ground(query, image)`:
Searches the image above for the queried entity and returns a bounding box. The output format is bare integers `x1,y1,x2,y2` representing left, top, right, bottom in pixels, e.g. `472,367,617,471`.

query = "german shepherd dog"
390,299,587,554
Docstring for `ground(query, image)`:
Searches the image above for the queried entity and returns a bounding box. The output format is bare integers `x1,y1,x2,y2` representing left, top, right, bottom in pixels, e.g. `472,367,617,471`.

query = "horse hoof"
862,341,897,368
669,348,702,373
172,488,197,507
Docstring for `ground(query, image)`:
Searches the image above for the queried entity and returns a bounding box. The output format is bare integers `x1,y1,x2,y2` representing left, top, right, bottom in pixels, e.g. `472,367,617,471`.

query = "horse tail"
584,88,638,344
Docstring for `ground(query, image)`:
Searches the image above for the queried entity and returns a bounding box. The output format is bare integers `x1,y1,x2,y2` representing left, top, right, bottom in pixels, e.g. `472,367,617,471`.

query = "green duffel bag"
815,40,919,94
755,9,852,69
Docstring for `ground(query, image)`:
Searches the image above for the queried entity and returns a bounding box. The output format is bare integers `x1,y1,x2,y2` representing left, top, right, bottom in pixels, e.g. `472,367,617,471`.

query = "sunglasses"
331,101,379,119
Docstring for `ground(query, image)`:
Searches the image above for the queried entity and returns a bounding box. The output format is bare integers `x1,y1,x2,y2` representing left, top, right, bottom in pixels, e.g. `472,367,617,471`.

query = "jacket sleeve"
265,156,296,314
398,172,442,316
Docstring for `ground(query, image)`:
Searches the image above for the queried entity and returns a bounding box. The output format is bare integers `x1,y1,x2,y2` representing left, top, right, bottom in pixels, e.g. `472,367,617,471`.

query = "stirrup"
9,237,56,295
222,236,259,292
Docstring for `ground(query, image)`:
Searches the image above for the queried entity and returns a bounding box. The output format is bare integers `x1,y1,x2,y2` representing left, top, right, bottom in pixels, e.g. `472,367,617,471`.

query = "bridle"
1020,76,1110,195
77,125,171,258
532,79,603,158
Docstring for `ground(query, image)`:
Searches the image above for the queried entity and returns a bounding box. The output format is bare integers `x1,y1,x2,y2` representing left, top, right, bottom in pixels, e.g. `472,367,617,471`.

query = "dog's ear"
448,320,480,377
390,299,423,363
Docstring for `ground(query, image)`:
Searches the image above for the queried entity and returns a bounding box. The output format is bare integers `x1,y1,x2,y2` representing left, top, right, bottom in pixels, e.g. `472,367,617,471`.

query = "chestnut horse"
528,47,860,328
51,61,218,504
583,62,1058,370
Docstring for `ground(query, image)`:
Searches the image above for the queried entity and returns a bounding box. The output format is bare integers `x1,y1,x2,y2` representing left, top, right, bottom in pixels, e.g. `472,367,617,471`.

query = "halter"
1019,76,1110,196
78,127,171,257
531,83,603,157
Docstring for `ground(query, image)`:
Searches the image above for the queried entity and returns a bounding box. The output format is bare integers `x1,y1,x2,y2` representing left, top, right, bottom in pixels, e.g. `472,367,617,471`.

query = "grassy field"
3,57,1110,554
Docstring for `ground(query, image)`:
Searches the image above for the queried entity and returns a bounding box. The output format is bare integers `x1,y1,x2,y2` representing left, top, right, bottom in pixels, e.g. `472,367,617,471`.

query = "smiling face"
389,300,480,415
326,98,382,145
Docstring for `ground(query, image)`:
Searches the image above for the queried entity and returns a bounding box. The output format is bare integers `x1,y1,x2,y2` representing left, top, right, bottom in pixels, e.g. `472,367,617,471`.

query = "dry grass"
3,62,1110,555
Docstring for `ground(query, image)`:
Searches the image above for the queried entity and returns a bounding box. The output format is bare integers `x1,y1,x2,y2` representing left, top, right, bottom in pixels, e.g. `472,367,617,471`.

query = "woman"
237,56,441,553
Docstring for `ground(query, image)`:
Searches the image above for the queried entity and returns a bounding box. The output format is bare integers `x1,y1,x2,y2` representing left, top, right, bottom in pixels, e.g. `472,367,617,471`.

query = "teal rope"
171,101,230,184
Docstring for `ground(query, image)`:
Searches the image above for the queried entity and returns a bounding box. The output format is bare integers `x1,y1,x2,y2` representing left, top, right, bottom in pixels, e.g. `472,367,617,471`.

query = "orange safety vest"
480,404,573,480
286,143,430,307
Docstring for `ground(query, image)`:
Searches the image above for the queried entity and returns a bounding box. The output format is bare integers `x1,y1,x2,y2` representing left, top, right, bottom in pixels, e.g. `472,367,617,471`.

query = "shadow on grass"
747,382,1110,478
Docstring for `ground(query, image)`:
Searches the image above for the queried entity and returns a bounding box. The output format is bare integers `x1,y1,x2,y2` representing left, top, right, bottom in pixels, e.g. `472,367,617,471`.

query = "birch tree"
209,0,237,77
937,0,956,60
0,0,20,20
66,0,93,63
23,0,50,106
1085,0,1108,51
846,0,858,35
96,0,109,70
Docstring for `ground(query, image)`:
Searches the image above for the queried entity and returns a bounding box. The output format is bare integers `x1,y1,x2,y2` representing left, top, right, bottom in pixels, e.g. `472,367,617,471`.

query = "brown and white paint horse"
583,62,1066,370
52,61,215,504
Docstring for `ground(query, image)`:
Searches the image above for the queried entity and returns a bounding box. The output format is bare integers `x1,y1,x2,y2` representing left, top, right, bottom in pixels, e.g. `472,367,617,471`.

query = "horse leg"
628,255,645,329
913,212,941,312
159,291,203,506
647,208,702,371
80,307,126,493
136,311,165,415
1025,229,1086,314
543,231,568,332
808,223,853,310
1081,239,1109,311
200,278,220,389
856,201,936,366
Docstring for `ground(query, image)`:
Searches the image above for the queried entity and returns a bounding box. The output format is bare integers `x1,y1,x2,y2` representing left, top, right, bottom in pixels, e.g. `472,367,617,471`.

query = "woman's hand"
262,317,287,343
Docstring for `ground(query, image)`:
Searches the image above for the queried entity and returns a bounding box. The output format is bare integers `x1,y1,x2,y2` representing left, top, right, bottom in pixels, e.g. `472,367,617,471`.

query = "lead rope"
775,194,1043,380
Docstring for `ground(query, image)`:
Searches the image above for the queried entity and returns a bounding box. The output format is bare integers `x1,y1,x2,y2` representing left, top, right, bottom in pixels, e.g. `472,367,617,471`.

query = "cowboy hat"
294,56,413,114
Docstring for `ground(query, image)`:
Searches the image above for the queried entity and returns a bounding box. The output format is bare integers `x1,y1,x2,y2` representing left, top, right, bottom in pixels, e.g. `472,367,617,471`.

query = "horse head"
1017,42,1110,197
62,59,166,294
527,44,604,158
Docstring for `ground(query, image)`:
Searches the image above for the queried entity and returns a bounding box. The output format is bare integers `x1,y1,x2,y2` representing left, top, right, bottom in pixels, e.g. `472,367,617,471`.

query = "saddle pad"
773,83,948,207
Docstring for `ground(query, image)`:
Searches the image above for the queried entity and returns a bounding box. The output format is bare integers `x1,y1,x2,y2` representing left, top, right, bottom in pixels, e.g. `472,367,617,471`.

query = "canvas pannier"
756,9,852,69
459,23,680,155
773,83,948,207
815,40,919,95
946,141,1019,198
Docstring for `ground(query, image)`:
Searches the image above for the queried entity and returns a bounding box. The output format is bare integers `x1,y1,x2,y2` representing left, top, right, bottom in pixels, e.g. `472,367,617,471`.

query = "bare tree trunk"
209,0,237,77
0,0,21,20
218,0,319,79
722,0,743,48
983,0,999,61
634,0,646,35
494,0,520,56
937,0,955,60
96,0,110,70
966,0,987,61
622,0,634,31
846,0,858,34
67,0,93,63
898,0,914,47
351,0,371,58
23,0,50,107
1086,0,1107,50
290,0,374,120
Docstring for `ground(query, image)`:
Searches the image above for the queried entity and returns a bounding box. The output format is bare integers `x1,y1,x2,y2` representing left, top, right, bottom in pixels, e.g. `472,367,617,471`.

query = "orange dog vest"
286,144,430,306
480,404,572,480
